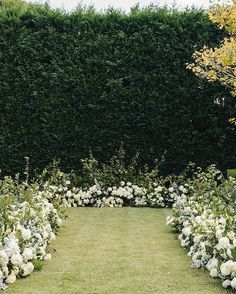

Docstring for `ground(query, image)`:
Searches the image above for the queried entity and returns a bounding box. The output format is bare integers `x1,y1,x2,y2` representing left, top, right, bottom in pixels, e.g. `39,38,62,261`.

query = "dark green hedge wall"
0,3,235,175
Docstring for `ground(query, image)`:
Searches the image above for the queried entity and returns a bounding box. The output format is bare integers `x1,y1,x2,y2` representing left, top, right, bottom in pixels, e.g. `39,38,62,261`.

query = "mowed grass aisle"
7,208,228,294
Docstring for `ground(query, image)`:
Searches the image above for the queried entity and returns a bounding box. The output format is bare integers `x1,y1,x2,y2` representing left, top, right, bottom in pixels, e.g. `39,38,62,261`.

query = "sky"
25,0,230,12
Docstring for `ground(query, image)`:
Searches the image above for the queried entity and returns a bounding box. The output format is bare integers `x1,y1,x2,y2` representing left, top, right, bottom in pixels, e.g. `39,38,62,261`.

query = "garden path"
6,208,228,294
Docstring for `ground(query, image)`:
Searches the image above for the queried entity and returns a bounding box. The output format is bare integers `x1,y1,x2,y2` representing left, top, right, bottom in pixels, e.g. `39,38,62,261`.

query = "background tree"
187,0,236,126
187,1,236,97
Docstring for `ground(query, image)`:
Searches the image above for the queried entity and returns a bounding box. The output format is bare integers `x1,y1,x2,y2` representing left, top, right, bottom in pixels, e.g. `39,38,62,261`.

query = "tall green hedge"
0,2,235,175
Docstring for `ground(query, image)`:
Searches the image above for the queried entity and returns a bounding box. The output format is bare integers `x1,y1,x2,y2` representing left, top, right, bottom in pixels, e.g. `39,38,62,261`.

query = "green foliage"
0,3,235,175
79,147,140,186
75,146,167,188
227,169,236,179
32,259,45,272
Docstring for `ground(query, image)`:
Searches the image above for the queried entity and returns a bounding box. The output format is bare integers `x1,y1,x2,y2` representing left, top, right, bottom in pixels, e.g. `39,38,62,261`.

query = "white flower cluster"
0,171,187,291
3,164,226,291
0,188,62,290
44,180,187,208
167,175,236,290
148,183,187,207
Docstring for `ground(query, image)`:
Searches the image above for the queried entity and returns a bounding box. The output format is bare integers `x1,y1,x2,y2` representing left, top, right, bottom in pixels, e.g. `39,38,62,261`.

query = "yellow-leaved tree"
187,0,236,125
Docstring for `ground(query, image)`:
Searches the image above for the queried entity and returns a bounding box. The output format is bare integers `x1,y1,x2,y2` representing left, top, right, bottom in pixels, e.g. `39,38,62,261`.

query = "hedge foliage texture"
0,1,235,174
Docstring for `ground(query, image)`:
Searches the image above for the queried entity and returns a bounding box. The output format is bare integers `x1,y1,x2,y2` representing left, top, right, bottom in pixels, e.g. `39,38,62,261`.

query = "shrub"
0,2,235,175
167,165,236,290
0,173,62,290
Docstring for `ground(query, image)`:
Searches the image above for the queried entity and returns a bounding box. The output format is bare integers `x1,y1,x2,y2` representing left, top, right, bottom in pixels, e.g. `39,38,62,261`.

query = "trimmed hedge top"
0,2,235,175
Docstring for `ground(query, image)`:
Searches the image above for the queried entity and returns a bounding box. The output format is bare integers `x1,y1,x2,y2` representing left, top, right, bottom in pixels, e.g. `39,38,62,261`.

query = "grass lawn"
6,208,229,294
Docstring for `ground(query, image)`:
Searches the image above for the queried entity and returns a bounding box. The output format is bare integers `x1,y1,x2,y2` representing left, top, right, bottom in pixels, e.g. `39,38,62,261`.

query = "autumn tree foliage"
187,0,236,94
188,0,236,125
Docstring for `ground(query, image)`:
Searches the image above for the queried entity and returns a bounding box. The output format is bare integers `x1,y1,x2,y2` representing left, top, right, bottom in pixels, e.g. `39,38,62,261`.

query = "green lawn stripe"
6,208,228,294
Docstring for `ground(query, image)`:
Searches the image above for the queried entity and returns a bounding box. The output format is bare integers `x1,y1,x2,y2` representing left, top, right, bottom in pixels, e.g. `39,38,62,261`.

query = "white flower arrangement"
44,179,187,209
1,161,235,292
167,167,236,290
0,180,62,290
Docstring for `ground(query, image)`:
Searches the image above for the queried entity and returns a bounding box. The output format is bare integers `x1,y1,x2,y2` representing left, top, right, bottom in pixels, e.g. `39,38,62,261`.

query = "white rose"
179,185,184,191
227,231,235,240
156,186,163,192
21,228,31,241
218,217,226,225
219,237,230,249
182,227,191,237
215,229,223,239
44,253,52,261
22,248,34,262
193,235,202,244
49,232,56,242
221,261,234,276
222,279,231,288
210,268,218,277
207,258,218,271
11,253,23,267
6,272,16,284
42,230,49,239
21,262,34,276
56,218,63,226
0,250,8,263
66,190,72,197
231,277,236,289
